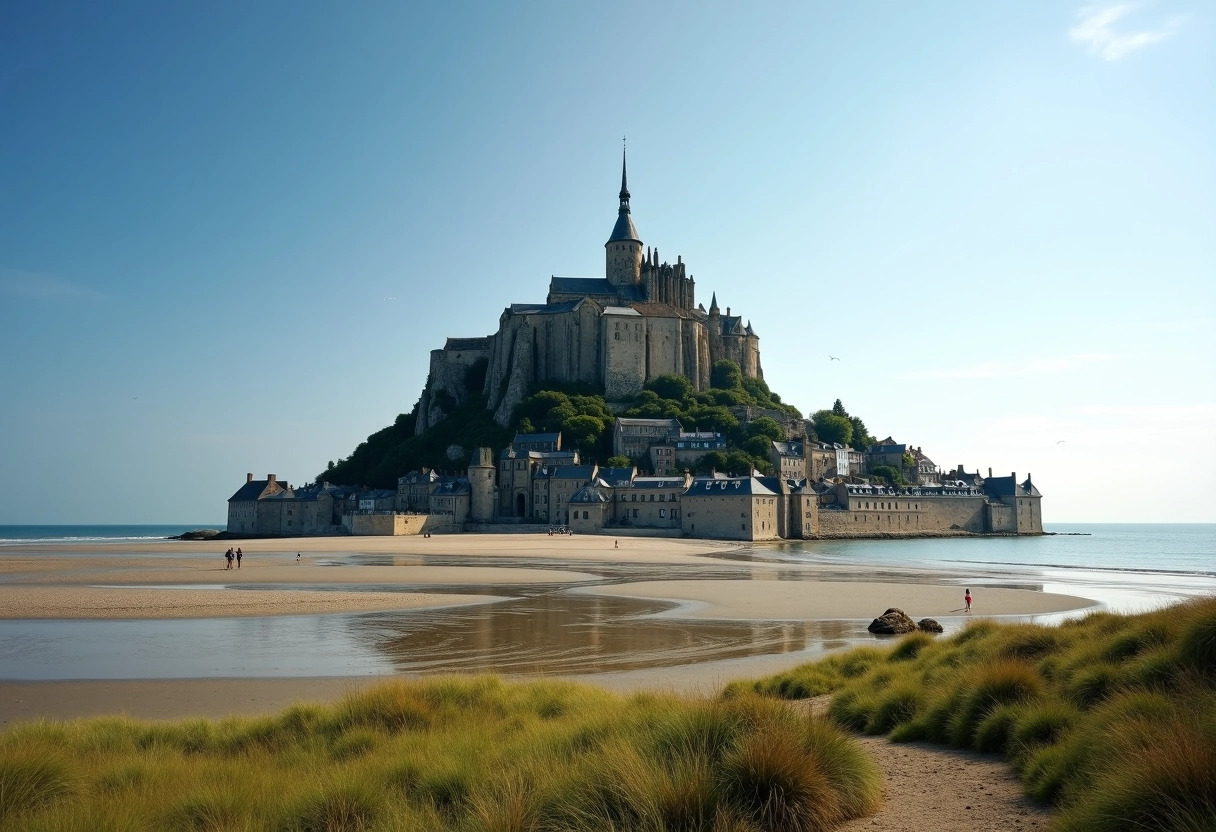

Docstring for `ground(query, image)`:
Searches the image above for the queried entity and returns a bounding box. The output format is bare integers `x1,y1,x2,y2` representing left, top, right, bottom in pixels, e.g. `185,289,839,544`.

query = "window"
659,509,666,518
633,509,639,518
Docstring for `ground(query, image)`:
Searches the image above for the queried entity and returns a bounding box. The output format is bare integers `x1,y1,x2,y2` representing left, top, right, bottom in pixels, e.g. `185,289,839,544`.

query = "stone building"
568,486,613,532
613,417,682,460
226,473,287,534
429,479,471,520
680,476,782,541
532,464,598,525
415,151,764,429
613,474,690,529
769,440,807,480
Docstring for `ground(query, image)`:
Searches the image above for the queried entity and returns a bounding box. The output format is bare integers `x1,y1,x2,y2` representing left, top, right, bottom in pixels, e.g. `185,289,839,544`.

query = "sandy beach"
0,533,1100,724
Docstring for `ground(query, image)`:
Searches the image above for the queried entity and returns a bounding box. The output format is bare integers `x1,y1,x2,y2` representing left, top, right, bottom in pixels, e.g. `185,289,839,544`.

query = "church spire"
619,142,630,206
709,292,719,314
606,140,640,245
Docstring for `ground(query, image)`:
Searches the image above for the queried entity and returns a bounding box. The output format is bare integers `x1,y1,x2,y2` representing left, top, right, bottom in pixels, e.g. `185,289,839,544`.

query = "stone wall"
818,495,987,536
603,308,647,400
343,513,457,536
681,493,780,541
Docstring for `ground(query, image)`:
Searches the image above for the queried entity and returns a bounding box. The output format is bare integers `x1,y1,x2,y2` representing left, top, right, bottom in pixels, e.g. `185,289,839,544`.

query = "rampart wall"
818,495,987,537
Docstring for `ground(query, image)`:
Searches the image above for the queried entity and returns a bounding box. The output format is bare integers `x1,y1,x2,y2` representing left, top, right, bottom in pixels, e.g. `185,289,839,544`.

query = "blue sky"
1,1,1212,524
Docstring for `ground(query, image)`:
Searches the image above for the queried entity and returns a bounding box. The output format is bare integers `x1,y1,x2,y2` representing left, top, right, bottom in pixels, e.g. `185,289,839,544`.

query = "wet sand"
0,533,1101,725
575,579,1095,620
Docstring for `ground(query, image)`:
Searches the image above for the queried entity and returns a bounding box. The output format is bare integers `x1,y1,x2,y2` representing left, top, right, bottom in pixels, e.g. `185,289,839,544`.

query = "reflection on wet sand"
349,594,864,675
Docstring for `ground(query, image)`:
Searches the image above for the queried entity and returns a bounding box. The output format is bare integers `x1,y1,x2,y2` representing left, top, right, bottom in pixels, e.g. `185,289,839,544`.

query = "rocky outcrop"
868,607,917,635
917,618,944,633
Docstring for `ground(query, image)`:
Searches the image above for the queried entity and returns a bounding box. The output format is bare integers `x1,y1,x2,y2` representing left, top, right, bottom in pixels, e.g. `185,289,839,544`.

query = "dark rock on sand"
175,529,223,540
868,607,917,635
917,618,944,633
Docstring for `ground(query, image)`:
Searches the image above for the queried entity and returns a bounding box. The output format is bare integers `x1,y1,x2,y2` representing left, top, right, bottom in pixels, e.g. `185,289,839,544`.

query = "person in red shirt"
965,589,972,612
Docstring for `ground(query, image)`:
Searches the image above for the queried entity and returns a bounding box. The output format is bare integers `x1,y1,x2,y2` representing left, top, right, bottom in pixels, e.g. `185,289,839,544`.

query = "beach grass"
0,676,881,832
731,596,1216,832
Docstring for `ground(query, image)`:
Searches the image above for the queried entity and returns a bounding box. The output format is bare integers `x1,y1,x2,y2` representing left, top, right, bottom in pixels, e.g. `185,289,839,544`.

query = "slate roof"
547,465,597,481
608,210,640,243
687,476,776,496
630,301,697,319
570,486,610,504
630,477,686,490
509,299,585,315
432,480,471,496
513,432,561,445
227,479,283,503
869,443,907,456
597,467,635,484
443,337,491,352
616,417,681,429
398,470,440,485
772,441,805,457
983,476,1040,498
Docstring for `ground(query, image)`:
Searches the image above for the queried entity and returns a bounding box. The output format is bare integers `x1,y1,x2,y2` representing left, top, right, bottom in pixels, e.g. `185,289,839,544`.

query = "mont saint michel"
227,153,1043,541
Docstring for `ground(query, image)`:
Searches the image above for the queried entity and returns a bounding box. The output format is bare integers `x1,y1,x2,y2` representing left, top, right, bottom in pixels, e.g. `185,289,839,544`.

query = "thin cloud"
1070,4,1182,60
0,269,105,301
901,353,1117,381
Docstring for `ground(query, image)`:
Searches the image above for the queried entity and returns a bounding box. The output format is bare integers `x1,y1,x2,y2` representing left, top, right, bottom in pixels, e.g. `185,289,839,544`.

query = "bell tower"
605,144,643,287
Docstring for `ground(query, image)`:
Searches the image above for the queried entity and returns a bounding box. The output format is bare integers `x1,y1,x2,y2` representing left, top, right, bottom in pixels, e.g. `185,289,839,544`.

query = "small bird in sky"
828,355,840,361
1056,440,1066,444
383,296,397,301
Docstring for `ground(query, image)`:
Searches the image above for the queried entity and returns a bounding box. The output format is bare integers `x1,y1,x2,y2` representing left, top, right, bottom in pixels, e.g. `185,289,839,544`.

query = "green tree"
810,410,854,446
563,414,607,454
696,451,729,474
832,398,848,416
870,465,907,486
647,374,694,402
605,455,631,468
741,435,774,459
745,417,784,442
849,416,873,451
710,359,743,390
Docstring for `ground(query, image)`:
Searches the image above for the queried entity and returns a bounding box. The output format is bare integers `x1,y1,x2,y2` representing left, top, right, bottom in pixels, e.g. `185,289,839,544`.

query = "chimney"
957,463,964,476
988,467,992,478
268,474,276,484
246,473,253,484
727,307,731,316
1011,472,1016,482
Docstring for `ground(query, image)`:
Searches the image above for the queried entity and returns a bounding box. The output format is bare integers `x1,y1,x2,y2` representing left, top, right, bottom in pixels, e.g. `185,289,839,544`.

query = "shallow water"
1,524,1212,682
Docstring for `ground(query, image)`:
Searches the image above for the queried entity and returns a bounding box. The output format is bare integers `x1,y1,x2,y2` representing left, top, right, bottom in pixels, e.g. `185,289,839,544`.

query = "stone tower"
605,147,643,288
468,447,495,522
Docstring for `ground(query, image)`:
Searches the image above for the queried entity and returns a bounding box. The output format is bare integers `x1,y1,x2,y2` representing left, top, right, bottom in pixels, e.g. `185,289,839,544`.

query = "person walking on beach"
225,548,233,570
236,548,242,569
965,588,972,612
296,552,301,563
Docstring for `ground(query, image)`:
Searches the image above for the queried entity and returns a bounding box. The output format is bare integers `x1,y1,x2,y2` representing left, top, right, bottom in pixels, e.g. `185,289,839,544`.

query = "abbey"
415,152,763,432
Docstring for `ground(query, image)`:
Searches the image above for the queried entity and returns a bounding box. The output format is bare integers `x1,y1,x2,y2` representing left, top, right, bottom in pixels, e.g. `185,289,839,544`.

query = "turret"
605,146,643,287
468,447,496,522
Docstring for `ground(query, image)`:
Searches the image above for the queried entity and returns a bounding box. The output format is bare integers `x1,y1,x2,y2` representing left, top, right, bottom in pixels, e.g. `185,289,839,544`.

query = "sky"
1,1,1212,524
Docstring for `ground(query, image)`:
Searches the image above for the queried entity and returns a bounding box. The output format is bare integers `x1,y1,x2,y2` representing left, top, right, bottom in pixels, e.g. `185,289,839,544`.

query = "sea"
0,523,1212,681
0,524,218,545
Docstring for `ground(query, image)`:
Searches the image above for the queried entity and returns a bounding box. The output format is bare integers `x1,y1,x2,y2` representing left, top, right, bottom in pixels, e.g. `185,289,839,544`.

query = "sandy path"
840,735,1050,832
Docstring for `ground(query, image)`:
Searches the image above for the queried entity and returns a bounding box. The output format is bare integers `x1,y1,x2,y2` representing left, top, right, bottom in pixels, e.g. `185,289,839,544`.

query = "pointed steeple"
619,145,630,203
709,292,720,314
607,142,640,244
